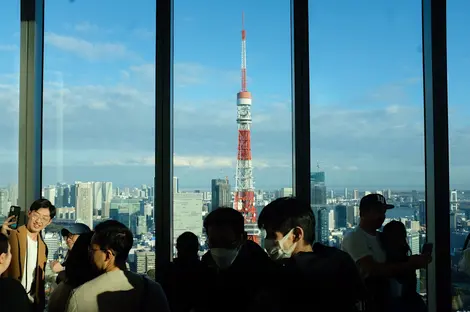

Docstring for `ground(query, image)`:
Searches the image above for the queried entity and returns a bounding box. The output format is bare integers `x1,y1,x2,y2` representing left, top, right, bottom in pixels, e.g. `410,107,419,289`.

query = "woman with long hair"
381,220,426,312
48,231,97,312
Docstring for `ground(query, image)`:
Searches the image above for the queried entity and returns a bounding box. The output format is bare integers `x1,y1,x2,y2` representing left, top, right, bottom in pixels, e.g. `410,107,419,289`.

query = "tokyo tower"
234,13,259,244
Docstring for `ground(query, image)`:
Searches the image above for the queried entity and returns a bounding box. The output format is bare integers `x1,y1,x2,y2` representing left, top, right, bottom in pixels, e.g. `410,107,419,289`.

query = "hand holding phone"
422,242,434,254
7,206,21,230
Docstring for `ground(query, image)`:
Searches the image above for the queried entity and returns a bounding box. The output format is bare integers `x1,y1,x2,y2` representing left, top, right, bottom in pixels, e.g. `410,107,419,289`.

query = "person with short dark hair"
342,194,431,311
257,197,364,311
1,198,56,311
201,207,275,312
66,220,169,312
160,231,207,312
0,233,31,311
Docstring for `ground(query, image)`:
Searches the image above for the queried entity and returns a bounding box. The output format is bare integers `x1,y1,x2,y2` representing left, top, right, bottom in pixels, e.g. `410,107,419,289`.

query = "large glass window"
173,0,293,254
42,0,156,285
309,0,426,294
0,2,19,222
448,1,470,310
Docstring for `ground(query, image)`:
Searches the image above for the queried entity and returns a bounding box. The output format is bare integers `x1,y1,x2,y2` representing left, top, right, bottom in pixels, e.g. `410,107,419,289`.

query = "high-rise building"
346,205,359,227
311,171,326,206
279,187,293,197
75,182,93,228
0,189,9,216
102,182,113,218
451,190,458,211
44,186,56,206
353,189,359,200
335,205,347,228
173,192,203,242
135,250,155,274
344,188,348,199
211,178,231,212
93,182,103,214
316,207,329,244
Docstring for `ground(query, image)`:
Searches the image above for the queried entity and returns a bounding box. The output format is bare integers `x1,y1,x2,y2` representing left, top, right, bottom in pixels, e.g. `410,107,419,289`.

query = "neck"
0,266,5,276
359,222,377,235
26,227,39,240
295,242,313,253
106,262,124,273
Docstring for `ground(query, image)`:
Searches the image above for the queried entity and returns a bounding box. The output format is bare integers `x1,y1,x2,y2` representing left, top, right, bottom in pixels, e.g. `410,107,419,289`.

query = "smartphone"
8,206,21,229
422,242,434,254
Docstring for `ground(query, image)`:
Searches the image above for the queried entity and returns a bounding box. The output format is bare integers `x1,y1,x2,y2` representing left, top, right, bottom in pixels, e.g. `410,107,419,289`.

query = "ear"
0,253,5,265
292,227,304,243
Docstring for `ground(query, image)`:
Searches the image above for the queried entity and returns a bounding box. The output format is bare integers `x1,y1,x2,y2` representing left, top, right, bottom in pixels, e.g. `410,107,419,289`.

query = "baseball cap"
61,223,91,237
359,194,394,211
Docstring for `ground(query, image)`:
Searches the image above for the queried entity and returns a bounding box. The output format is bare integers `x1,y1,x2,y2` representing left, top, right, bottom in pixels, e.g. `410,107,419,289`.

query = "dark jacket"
0,277,32,311
200,240,276,312
262,243,365,312
160,257,208,312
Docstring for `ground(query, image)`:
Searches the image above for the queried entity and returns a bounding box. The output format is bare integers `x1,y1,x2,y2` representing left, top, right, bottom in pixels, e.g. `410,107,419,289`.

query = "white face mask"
264,229,297,260
211,248,239,269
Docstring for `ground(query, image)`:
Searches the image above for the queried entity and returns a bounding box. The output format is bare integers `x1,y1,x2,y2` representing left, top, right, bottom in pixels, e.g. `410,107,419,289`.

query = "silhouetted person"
52,223,91,284
0,233,31,311
381,221,426,312
257,197,364,311
66,220,169,312
201,207,274,312
161,232,206,312
342,194,431,312
48,231,97,312
1,198,56,311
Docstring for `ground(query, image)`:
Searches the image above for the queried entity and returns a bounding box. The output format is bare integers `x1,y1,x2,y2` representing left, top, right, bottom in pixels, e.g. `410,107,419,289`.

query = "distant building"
335,205,347,228
316,207,329,244
135,250,155,274
173,192,203,241
211,179,231,212
311,171,326,206
279,187,293,197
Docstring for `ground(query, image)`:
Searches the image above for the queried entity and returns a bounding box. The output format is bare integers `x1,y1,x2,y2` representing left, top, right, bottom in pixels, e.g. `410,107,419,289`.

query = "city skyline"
1,1,470,189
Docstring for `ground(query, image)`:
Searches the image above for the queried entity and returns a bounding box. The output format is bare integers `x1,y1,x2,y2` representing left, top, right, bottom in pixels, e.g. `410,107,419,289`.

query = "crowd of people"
0,194,432,312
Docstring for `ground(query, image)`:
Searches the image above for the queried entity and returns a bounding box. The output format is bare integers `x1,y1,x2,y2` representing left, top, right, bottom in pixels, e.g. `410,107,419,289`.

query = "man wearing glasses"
1,198,56,312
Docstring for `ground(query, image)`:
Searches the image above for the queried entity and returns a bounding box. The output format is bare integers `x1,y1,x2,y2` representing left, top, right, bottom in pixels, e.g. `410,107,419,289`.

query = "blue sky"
0,0,469,190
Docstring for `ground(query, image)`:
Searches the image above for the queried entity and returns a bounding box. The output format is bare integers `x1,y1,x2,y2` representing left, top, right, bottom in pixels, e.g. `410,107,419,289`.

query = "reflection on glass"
173,0,293,255
448,1,470,310
41,0,156,290
0,2,19,222
309,0,426,300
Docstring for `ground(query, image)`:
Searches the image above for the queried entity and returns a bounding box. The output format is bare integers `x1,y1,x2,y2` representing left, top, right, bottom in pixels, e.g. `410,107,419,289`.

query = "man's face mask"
211,247,240,269
264,229,297,260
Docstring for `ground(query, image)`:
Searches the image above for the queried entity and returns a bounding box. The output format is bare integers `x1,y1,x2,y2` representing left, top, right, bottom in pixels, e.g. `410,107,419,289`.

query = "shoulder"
0,277,25,291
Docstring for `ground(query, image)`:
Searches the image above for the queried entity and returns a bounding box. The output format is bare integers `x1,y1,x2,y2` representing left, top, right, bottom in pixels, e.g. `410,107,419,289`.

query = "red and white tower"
234,13,259,244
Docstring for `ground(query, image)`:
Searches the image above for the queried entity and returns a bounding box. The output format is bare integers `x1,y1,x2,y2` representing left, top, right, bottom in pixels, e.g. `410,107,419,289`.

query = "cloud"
2,59,470,189
44,33,132,60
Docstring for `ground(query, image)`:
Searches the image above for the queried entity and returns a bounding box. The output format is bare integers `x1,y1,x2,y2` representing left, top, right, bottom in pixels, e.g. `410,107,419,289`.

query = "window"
173,0,293,254
0,1,19,221
42,0,156,281
448,1,470,309
309,0,426,292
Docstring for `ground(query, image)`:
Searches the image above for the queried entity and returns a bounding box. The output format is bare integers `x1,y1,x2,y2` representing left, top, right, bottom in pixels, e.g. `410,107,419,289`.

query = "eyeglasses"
31,211,51,224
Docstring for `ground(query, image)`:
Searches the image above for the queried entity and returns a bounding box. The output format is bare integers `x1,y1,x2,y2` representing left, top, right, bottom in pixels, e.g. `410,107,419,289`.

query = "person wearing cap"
342,194,431,312
50,223,90,281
